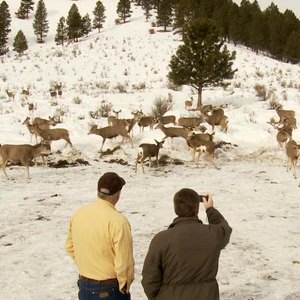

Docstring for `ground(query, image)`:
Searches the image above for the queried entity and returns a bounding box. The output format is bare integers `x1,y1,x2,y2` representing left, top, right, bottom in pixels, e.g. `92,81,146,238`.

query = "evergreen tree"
93,1,106,32
156,0,173,31
168,19,236,109
81,13,92,36
15,0,34,19
33,0,49,43
141,0,152,22
13,29,28,54
67,3,82,42
55,16,68,45
283,29,300,63
117,0,132,23
0,1,11,55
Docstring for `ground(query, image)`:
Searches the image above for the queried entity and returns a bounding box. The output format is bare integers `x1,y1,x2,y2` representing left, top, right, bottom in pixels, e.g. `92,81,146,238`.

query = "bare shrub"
149,28,155,34
254,84,267,101
167,81,182,91
151,21,156,27
268,94,282,110
90,101,113,119
115,83,127,93
96,81,110,90
133,82,146,90
151,96,173,120
73,96,82,104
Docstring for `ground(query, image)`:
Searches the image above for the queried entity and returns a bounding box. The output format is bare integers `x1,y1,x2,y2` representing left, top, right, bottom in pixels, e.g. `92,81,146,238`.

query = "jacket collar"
168,216,202,228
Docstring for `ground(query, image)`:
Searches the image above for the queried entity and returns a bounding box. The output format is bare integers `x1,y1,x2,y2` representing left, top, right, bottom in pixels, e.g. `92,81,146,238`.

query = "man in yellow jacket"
66,172,135,300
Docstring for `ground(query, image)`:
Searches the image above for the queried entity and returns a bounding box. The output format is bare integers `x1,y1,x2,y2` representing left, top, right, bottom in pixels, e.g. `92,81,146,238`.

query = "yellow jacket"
65,199,135,291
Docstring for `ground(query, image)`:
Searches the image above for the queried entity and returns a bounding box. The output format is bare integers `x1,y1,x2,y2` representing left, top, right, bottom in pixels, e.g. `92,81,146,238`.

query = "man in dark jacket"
141,188,232,300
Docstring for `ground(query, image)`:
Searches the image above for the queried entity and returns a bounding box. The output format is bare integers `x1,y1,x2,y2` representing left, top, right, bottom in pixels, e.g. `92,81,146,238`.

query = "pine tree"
66,3,82,42
0,1,11,55
156,0,173,31
168,19,236,109
13,29,28,54
283,29,300,63
141,0,152,21
93,1,106,32
55,16,68,45
117,0,132,23
33,0,49,43
15,0,34,19
81,13,92,36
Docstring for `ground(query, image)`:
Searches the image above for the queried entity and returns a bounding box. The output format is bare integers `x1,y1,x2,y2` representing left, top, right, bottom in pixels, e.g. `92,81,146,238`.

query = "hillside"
0,1,300,299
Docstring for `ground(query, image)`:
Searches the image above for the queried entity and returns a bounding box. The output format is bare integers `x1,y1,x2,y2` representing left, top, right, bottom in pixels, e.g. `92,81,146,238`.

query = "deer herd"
0,90,299,182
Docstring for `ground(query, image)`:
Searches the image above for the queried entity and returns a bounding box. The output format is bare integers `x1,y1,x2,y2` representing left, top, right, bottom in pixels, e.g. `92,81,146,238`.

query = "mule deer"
283,116,297,129
88,125,133,151
276,109,295,123
0,142,51,180
194,141,218,168
158,115,176,125
185,97,193,110
34,126,73,148
204,108,228,133
276,128,292,149
135,140,164,173
49,90,57,98
156,123,190,148
178,117,204,129
107,109,122,126
22,87,30,98
186,132,215,164
138,116,156,133
23,117,38,143
33,117,57,130
5,89,15,100
285,139,300,178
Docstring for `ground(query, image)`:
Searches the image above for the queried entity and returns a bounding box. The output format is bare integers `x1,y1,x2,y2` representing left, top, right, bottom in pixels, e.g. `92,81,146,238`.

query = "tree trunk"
197,87,203,110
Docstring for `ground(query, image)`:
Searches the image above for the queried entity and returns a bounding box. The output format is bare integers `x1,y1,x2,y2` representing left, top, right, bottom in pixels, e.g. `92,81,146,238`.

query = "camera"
198,194,207,202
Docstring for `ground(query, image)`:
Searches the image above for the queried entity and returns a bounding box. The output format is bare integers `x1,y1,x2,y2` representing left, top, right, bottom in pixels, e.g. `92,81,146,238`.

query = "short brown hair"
173,188,199,217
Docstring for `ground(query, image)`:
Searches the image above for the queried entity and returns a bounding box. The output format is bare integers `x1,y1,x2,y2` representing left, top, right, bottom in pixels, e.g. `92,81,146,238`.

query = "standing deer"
178,116,204,129
138,116,156,133
185,97,193,110
107,109,122,126
23,117,38,143
186,132,215,165
204,108,228,133
158,115,176,125
285,140,300,178
22,87,30,99
33,117,57,130
276,128,292,149
5,89,15,100
276,109,295,123
88,125,133,151
49,89,57,98
135,140,164,174
34,126,73,148
156,123,190,148
0,142,51,180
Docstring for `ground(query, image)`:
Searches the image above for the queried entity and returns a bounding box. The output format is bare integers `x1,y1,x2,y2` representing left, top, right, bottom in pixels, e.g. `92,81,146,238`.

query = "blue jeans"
77,279,131,300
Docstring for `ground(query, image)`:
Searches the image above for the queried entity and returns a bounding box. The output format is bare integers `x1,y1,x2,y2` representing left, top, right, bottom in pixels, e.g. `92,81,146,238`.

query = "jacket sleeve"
141,235,163,300
113,219,135,292
65,221,75,259
206,207,232,250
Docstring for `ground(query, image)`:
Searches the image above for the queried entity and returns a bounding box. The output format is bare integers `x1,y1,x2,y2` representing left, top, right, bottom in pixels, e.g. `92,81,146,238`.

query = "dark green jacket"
142,207,232,300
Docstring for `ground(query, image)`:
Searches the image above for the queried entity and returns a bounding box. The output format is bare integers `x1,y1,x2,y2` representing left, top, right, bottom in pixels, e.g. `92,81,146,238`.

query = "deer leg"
100,138,106,152
2,160,10,180
141,158,145,174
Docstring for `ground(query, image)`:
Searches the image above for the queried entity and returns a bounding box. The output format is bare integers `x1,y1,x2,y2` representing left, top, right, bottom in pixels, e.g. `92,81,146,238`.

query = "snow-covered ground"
0,0,300,299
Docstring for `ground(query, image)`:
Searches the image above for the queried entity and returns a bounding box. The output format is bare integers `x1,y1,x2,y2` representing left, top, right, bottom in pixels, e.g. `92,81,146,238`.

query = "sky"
0,0,300,299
